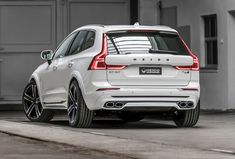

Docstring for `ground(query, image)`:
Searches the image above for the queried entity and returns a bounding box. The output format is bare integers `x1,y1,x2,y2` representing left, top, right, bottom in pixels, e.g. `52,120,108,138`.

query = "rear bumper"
83,84,200,111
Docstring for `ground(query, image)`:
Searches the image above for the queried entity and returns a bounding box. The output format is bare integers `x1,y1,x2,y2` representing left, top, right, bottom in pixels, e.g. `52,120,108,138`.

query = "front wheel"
22,81,54,122
173,101,200,127
67,80,94,128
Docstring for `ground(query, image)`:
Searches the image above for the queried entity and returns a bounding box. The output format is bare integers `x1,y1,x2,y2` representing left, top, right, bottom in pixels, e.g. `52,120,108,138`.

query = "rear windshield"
107,31,189,55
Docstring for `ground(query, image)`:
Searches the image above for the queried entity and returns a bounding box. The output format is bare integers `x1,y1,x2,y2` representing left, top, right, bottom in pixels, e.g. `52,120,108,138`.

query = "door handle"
53,65,57,71
68,61,74,68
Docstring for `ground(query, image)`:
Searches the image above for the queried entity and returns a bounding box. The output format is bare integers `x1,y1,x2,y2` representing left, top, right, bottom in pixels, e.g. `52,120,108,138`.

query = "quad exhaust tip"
104,101,125,109
104,101,194,109
177,101,194,108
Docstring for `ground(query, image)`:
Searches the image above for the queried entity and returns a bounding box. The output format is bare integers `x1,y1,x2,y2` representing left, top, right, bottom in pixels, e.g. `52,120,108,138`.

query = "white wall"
227,11,235,109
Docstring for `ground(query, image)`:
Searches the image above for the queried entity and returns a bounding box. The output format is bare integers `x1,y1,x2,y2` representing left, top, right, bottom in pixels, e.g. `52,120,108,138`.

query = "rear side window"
67,31,87,56
82,31,95,51
107,31,188,55
53,32,77,59
68,31,95,56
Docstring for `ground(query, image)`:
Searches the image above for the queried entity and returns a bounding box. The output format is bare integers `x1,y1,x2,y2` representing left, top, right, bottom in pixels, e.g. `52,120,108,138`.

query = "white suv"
22,24,200,128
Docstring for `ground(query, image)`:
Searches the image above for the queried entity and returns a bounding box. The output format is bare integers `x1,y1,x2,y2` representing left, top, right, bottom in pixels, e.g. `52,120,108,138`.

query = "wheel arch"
28,74,45,108
68,71,91,109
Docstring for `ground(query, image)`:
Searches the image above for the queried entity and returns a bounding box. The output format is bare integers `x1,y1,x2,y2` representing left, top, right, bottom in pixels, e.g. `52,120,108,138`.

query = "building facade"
156,0,235,110
0,0,234,110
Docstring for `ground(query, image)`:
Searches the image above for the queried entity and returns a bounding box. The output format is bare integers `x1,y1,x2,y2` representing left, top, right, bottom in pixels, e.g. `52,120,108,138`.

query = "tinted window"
107,32,188,55
53,32,77,59
68,31,87,56
203,14,218,68
82,31,95,51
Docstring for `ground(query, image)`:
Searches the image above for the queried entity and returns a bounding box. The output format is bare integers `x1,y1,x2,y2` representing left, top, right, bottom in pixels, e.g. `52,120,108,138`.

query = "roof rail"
82,24,105,27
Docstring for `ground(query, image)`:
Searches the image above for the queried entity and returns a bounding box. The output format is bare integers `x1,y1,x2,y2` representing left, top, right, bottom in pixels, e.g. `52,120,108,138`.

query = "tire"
173,101,200,127
117,112,145,122
67,80,93,128
22,81,54,122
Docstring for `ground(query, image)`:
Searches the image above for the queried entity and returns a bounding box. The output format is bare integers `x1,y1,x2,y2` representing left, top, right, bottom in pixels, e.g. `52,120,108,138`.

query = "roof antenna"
134,22,140,26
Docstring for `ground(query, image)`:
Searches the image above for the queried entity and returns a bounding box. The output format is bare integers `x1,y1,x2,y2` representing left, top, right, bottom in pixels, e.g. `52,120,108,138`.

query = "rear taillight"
88,34,126,70
88,34,107,70
176,36,199,71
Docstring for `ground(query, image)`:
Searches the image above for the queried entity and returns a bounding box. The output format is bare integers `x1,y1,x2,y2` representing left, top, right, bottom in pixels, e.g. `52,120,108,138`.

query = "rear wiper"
108,36,121,54
149,49,179,55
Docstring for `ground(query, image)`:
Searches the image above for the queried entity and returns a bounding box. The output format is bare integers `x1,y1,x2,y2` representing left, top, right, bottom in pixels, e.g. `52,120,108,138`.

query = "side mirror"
41,50,53,65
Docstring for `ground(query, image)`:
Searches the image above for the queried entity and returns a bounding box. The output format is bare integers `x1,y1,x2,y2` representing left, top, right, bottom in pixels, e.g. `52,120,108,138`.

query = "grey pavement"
0,111,235,159
0,132,127,159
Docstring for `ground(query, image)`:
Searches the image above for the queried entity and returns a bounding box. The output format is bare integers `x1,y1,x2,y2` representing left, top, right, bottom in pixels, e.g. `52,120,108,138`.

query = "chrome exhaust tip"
187,101,194,108
180,102,187,108
105,102,115,108
104,101,126,109
177,101,194,108
114,102,124,108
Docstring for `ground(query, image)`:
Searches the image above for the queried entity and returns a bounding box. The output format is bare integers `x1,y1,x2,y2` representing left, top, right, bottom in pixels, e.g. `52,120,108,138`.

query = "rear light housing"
176,36,199,71
88,34,126,70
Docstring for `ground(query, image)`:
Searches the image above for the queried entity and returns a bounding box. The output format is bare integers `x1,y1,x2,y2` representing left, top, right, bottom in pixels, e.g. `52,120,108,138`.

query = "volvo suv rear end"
86,25,200,127
23,24,200,128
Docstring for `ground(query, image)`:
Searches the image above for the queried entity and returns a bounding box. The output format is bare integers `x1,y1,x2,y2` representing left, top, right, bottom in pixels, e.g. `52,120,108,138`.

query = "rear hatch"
105,30,194,86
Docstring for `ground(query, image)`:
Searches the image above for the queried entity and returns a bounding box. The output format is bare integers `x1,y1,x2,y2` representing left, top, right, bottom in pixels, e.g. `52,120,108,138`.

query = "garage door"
68,0,130,32
0,0,130,104
0,1,56,103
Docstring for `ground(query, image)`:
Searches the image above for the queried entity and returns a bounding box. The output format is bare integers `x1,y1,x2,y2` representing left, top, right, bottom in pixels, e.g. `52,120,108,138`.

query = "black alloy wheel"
67,80,93,128
22,81,54,122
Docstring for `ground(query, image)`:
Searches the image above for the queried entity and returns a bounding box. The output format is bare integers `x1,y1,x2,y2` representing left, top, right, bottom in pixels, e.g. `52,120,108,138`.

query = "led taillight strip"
88,34,126,70
176,36,199,71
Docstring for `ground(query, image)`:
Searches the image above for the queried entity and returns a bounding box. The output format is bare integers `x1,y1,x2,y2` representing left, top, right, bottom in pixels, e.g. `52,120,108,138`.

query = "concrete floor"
0,111,235,159
0,132,127,159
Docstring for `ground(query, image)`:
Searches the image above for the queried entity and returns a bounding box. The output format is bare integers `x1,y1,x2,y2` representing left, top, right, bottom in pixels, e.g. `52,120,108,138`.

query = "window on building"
130,0,138,24
203,14,218,69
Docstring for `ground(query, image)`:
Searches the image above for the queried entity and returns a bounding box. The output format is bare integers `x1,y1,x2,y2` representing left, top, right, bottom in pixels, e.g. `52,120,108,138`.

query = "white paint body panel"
106,54,193,86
